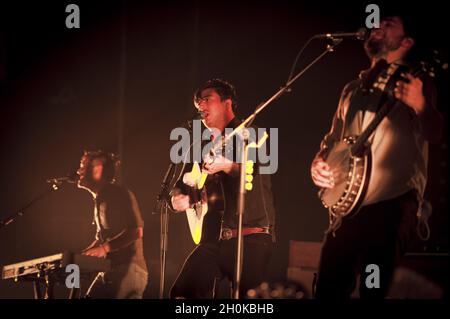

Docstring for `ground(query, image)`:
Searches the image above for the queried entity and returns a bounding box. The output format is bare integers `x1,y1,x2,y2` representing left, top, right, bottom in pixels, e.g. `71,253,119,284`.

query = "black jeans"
315,190,418,299
170,233,273,298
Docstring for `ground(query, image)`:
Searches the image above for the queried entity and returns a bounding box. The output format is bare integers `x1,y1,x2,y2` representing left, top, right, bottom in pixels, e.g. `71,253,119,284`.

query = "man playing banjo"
310,14,443,299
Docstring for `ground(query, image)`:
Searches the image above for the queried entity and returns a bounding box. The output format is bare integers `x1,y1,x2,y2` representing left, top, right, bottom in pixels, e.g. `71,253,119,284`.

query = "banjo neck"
350,60,429,157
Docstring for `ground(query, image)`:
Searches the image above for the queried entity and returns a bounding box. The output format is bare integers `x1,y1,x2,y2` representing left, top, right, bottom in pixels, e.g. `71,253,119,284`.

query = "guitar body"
184,162,225,244
319,136,371,218
181,130,270,244
185,188,208,245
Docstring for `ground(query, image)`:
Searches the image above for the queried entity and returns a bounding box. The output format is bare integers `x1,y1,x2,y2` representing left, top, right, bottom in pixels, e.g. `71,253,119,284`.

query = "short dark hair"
380,13,422,63
379,4,442,64
82,150,120,183
381,14,418,40
194,78,238,110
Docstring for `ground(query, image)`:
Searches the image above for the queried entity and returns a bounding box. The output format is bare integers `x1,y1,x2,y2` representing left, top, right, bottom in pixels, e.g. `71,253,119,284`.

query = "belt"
220,227,270,240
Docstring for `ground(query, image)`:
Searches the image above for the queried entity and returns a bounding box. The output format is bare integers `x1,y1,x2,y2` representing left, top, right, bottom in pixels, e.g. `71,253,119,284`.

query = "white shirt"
320,63,435,208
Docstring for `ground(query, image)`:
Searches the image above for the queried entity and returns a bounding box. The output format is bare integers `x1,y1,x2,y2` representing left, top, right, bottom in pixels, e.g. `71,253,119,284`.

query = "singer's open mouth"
370,29,384,40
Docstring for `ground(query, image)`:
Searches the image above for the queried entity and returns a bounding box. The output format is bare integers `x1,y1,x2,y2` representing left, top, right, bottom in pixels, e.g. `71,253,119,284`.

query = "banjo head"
319,138,369,217
320,140,352,208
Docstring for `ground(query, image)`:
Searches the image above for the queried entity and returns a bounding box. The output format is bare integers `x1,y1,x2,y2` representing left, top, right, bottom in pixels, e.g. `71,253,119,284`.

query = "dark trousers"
315,190,418,299
170,233,273,298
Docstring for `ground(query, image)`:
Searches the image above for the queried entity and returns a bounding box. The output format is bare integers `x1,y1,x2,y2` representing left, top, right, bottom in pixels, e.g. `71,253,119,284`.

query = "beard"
364,36,403,59
364,37,384,58
77,177,91,191
77,168,101,191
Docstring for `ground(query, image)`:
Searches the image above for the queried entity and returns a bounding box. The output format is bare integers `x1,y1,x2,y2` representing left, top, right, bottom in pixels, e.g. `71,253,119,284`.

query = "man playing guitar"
170,79,276,298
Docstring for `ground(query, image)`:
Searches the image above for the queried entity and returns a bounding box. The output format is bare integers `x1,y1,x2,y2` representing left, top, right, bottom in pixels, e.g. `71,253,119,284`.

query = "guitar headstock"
381,49,448,101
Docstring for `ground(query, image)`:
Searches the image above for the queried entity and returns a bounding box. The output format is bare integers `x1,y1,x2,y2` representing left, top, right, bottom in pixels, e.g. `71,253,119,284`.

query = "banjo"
319,53,446,221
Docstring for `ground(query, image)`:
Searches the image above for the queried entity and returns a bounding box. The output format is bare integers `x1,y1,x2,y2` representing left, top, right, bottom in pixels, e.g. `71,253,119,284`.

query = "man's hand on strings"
203,154,239,176
394,73,426,114
311,155,334,189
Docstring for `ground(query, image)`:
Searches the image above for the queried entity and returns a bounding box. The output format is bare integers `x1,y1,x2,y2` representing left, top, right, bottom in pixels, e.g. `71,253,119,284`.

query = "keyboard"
2,251,111,280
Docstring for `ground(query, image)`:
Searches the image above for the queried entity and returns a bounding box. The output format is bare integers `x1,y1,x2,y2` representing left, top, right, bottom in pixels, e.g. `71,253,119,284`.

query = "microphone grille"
356,27,369,41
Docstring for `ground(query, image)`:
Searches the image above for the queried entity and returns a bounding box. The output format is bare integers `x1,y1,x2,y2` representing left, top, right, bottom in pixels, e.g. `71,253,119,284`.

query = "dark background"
0,0,448,298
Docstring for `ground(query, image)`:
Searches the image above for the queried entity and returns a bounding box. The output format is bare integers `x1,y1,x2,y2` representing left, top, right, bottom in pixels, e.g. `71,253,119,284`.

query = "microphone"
315,28,368,41
46,172,79,184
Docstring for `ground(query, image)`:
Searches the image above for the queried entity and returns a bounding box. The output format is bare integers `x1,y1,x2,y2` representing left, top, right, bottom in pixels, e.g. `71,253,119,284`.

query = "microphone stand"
233,128,250,299
232,37,343,299
154,162,176,299
0,181,64,230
